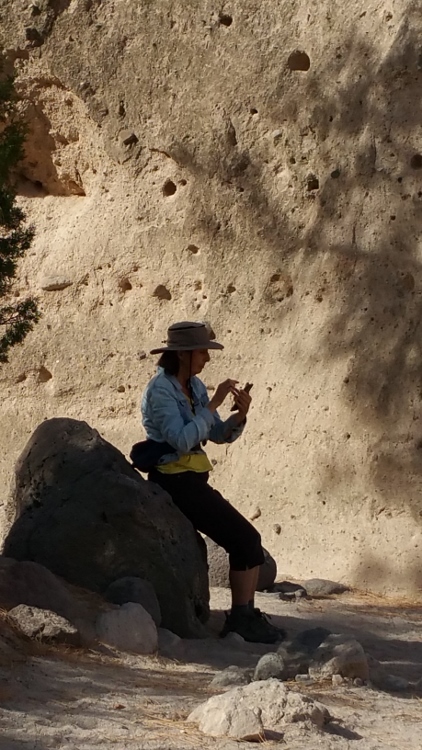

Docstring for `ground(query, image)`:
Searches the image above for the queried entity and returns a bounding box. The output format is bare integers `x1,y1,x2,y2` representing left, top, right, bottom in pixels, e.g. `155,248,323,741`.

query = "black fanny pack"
130,439,202,473
130,439,174,473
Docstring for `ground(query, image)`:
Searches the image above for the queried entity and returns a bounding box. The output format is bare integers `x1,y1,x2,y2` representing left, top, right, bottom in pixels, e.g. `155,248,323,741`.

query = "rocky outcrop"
0,1,421,596
3,418,209,637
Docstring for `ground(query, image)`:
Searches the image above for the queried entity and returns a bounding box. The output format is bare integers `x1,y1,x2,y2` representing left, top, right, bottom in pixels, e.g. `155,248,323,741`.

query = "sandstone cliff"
0,0,421,595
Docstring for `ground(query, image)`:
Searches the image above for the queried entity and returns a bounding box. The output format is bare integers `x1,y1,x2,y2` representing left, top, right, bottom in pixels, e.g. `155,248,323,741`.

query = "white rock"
96,602,157,654
188,679,330,739
309,634,369,680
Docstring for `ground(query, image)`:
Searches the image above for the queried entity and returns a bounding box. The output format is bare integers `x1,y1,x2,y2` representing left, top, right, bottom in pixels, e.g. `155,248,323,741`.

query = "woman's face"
179,349,210,375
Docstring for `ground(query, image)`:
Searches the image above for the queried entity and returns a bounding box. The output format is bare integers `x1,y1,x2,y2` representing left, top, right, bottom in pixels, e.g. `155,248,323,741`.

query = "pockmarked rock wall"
0,0,421,595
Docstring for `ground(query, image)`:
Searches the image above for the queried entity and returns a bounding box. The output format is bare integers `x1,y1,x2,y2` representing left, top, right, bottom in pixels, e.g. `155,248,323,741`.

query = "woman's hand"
232,388,252,422
207,379,239,412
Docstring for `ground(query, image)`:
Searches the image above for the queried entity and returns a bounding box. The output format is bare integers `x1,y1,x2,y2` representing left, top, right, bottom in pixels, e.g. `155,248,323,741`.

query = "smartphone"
230,382,253,410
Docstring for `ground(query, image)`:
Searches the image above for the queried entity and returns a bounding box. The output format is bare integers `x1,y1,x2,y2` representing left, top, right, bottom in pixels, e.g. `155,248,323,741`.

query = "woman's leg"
229,568,259,606
148,470,281,643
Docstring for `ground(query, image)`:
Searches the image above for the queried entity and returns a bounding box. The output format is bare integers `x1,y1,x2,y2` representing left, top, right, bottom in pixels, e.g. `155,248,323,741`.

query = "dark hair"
157,350,180,375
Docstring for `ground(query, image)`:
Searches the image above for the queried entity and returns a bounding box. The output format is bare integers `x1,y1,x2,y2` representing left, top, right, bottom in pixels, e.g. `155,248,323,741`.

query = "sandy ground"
0,587,421,750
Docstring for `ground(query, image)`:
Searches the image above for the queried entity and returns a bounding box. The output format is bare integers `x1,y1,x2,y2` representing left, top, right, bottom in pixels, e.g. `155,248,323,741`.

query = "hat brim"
150,341,224,355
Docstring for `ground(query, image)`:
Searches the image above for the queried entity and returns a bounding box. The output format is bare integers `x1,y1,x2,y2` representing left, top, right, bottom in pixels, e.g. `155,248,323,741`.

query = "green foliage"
0,71,40,363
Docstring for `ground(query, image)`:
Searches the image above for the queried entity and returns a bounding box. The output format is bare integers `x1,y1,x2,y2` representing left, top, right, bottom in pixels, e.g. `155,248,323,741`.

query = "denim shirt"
141,368,245,465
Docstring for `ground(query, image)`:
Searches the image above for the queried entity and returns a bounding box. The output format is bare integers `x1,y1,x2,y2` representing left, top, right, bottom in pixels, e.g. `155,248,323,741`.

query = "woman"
141,321,283,644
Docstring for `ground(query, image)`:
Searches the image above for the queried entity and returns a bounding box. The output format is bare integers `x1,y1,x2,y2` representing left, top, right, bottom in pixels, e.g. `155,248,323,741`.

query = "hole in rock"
179,178,187,186
153,284,172,301
410,154,422,169
287,50,311,71
307,175,319,191
187,244,199,254
270,273,281,283
16,373,27,383
218,13,233,26
250,108,258,115
390,215,396,221
162,180,177,197
227,284,236,293
117,385,126,393
37,366,52,383
397,176,403,183
119,278,132,292
330,169,340,179
194,280,203,290
289,156,296,164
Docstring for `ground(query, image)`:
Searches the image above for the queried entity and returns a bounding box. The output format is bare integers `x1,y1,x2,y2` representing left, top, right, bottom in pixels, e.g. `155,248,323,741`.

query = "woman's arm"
148,384,214,453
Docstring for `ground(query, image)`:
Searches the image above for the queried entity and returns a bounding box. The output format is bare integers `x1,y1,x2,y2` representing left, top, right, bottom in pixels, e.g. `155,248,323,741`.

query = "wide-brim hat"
150,321,224,354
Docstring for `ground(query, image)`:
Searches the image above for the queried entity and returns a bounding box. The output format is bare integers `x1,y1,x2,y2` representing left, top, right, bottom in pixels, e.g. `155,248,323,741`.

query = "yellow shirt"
158,452,213,474
157,393,213,474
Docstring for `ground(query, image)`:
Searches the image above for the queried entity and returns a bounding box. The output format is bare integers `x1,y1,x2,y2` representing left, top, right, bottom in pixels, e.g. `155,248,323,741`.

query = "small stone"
295,674,314,683
250,506,261,521
211,666,252,689
254,653,288,682
287,627,331,655
275,581,308,600
309,634,369,681
330,168,341,178
304,578,349,597
332,674,344,686
117,385,125,393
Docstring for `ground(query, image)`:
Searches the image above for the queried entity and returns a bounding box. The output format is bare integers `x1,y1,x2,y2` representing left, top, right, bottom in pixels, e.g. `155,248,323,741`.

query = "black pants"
149,469,265,571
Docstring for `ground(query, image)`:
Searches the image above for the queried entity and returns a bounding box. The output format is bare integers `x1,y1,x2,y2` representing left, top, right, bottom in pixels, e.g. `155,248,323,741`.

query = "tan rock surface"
1,0,422,595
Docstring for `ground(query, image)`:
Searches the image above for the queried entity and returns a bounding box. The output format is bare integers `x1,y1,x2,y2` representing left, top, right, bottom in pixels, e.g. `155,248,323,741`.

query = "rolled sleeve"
209,412,246,444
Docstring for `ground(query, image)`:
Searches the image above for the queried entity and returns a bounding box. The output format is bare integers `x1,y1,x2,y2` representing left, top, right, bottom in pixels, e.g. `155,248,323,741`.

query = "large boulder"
3,418,209,638
205,537,277,590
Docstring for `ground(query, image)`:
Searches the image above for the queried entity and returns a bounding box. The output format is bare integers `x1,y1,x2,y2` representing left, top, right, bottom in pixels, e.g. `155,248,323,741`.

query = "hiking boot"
219,610,279,644
252,608,287,641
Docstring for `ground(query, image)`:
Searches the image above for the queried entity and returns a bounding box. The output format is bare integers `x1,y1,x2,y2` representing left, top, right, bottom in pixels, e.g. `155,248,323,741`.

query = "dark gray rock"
275,646,310,678
371,673,410,692
205,537,277,591
211,666,253,688
287,627,332,655
105,577,161,626
273,581,307,600
3,418,209,638
303,578,349,597
275,627,332,678
253,653,289,681
7,604,80,646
